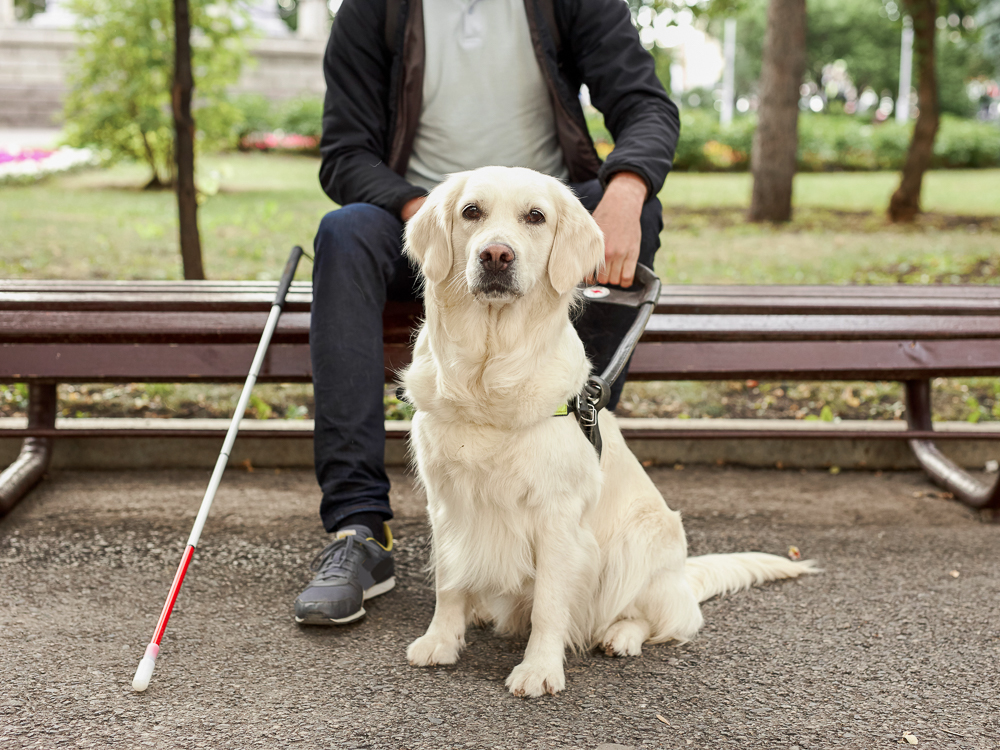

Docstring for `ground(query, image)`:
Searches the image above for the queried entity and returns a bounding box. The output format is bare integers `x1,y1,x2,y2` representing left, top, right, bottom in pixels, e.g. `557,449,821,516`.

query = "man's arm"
591,171,646,287
564,0,679,285
566,0,680,199
318,0,426,218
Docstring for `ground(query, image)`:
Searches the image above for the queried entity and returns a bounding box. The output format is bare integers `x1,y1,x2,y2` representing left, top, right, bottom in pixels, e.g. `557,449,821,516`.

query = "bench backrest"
3,280,1000,382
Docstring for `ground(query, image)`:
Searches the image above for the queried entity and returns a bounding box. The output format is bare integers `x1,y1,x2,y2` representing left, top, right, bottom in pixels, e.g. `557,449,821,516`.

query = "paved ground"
1,465,999,750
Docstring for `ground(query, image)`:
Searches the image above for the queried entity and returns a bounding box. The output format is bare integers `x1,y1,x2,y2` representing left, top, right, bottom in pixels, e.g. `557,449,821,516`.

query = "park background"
1,0,1000,432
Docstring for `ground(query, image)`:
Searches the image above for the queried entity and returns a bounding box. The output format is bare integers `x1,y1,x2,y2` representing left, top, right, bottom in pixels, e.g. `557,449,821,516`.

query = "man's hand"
401,196,427,222
591,171,647,288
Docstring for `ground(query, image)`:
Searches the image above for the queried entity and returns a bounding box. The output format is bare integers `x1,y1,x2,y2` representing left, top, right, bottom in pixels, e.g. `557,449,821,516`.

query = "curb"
3,417,1000,471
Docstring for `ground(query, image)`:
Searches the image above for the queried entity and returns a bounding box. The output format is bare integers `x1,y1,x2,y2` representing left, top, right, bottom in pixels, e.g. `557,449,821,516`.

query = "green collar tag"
553,403,569,417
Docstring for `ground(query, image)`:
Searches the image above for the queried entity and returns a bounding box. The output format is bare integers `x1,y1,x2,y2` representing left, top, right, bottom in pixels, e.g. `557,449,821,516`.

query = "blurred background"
1,0,999,427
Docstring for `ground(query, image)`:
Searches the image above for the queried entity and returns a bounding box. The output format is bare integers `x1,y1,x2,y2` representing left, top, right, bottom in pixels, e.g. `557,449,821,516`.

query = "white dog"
400,167,817,698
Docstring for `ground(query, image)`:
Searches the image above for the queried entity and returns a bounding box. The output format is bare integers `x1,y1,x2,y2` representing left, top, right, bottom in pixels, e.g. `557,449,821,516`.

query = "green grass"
3,156,997,286
659,170,1000,214
0,153,329,282
655,212,1000,285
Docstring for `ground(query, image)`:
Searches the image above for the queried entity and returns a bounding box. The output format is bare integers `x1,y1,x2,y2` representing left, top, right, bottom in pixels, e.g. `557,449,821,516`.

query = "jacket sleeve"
318,0,426,218
565,0,680,198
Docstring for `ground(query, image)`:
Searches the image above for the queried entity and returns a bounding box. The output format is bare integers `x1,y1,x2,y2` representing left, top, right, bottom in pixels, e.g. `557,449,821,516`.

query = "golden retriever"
400,166,817,698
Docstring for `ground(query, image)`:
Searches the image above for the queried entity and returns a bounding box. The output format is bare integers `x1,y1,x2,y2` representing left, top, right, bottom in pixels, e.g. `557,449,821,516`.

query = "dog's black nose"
479,244,514,274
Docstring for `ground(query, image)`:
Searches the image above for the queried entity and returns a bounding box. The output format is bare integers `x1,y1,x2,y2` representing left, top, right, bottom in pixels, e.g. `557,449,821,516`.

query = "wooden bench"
2,279,999,514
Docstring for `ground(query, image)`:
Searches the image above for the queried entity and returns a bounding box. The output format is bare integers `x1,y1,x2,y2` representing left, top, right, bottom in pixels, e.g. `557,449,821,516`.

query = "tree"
173,0,203,280
63,0,248,190
888,2,940,222
748,0,806,223
982,0,1000,72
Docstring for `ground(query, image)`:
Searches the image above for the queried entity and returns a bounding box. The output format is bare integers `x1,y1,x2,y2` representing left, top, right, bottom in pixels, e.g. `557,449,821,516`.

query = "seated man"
294,0,679,625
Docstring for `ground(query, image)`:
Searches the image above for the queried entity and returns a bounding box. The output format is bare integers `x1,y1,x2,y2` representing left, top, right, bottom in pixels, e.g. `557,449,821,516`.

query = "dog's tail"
685,553,819,603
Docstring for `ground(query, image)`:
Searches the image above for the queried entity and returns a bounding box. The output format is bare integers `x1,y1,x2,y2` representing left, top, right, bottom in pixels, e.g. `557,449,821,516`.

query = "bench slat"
4,311,998,343
4,282,1000,316
628,339,1000,380
641,314,1000,340
4,339,999,382
6,280,999,298
0,310,419,344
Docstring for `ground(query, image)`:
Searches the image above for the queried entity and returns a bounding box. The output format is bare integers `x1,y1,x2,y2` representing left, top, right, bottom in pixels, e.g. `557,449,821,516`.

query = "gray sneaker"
294,524,395,625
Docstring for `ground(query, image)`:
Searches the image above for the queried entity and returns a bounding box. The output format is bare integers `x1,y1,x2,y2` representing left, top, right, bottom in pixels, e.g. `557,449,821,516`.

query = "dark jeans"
311,178,663,531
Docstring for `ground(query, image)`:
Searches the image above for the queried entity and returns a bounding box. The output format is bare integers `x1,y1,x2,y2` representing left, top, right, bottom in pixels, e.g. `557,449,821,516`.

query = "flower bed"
238,132,319,154
0,146,98,185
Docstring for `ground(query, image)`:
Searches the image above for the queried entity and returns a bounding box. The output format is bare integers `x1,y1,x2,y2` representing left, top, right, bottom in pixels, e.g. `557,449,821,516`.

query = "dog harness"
554,264,662,459
398,265,661,461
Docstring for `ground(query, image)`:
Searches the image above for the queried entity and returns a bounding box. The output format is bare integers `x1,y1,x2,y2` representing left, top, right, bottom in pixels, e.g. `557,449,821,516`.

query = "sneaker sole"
294,577,396,626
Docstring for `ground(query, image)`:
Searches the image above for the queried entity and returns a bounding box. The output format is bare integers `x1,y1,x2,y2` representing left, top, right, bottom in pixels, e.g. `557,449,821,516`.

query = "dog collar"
552,377,611,458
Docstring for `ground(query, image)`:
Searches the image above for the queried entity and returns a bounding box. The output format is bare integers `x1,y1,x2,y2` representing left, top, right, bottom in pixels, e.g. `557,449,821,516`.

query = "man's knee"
314,203,404,275
316,203,400,247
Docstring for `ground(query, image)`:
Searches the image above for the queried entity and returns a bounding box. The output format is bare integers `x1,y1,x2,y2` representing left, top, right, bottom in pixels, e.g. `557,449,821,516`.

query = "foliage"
13,0,44,20
279,97,324,138
231,94,324,139
231,94,277,139
931,115,1000,165
936,23,993,116
623,0,748,95
982,0,1000,73
277,0,300,31
719,0,990,115
62,0,251,188
660,110,1000,171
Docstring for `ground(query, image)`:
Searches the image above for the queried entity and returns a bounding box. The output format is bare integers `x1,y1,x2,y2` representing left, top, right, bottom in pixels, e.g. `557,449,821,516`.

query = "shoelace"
309,535,364,580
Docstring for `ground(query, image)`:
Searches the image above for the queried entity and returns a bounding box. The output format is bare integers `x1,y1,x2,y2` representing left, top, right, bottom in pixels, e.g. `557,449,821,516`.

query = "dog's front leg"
407,587,469,667
505,530,589,698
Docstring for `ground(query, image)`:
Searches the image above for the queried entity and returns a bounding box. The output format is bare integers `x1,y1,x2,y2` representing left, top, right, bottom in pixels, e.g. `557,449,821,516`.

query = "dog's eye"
462,204,481,221
525,209,545,225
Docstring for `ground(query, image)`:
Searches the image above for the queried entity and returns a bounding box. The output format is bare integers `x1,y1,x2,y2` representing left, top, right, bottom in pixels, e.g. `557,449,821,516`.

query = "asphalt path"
1,465,998,749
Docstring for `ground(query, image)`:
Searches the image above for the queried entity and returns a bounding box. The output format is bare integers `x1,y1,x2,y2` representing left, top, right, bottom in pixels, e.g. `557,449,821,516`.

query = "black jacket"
318,0,680,218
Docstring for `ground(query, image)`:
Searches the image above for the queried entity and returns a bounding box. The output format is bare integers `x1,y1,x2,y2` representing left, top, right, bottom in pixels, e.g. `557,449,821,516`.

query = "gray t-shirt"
404,0,569,191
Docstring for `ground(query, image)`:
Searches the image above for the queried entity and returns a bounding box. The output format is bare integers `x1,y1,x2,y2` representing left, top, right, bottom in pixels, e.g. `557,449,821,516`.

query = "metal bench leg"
0,383,57,516
905,379,1000,511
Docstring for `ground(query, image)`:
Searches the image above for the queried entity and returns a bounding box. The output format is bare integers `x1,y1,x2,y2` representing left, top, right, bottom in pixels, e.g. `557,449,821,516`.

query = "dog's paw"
601,620,647,657
407,633,462,667
505,660,565,698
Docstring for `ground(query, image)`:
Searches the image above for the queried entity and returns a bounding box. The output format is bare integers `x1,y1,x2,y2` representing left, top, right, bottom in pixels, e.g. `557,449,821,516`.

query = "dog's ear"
404,173,469,285
547,185,605,295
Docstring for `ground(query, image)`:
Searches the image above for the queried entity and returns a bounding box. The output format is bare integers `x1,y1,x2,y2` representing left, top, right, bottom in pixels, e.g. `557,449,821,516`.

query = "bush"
933,116,1000,168
63,0,250,188
662,111,1000,172
230,95,323,149
231,94,277,140
279,97,323,138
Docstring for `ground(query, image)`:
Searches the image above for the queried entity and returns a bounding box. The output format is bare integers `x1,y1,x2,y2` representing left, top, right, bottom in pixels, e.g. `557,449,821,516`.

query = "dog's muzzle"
473,242,520,299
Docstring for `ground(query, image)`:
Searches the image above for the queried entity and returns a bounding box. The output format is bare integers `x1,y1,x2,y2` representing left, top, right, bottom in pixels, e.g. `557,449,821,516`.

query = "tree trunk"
748,0,807,223
172,0,205,280
888,1,939,223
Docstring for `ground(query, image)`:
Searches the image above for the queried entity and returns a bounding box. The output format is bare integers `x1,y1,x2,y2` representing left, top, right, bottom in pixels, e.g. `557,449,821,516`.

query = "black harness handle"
572,264,662,458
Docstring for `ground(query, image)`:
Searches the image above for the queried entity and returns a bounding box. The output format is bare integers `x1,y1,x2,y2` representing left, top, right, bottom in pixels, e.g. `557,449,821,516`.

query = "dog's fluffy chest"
411,410,601,509
410,410,602,596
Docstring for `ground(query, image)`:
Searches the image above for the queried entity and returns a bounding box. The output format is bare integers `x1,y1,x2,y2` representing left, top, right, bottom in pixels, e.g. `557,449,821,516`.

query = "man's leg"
297,203,417,625
569,179,663,410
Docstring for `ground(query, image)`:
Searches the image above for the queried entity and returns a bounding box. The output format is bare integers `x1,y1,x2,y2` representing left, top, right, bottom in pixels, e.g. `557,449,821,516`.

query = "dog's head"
404,167,605,302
